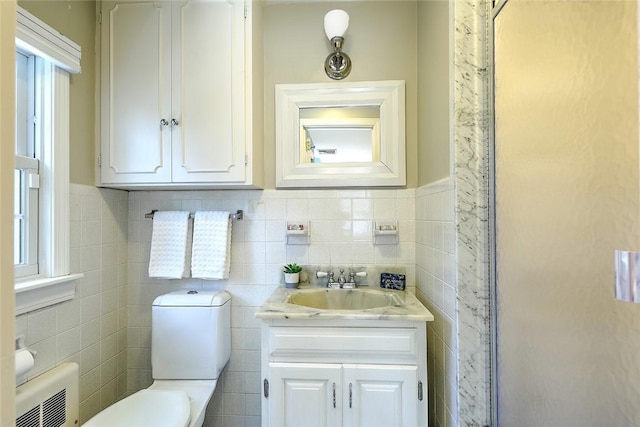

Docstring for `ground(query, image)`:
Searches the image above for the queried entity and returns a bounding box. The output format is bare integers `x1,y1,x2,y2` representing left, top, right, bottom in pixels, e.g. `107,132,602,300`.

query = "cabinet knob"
160,119,169,127
171,118,179,126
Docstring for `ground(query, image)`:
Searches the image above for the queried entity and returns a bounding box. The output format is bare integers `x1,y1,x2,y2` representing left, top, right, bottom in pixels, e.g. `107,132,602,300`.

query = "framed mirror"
275,80,405,188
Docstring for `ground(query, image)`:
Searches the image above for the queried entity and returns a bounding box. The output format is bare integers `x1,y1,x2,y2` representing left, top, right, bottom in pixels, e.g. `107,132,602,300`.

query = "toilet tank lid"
153,290,231,307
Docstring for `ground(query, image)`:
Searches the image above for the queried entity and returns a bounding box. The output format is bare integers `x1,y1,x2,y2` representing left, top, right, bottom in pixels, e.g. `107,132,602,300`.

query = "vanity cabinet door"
268,362,342,427
343,364,418,427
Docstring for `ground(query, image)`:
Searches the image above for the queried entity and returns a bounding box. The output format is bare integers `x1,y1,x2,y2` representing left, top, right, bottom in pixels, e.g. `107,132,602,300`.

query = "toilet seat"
149,380,217,427
83,389,191,427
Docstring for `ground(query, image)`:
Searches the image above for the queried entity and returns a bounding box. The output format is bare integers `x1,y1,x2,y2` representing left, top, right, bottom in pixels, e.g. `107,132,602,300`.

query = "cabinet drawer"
267,327,418,362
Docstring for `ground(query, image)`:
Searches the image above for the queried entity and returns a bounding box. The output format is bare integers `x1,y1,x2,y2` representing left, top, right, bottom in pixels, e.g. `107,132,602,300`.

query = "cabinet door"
268,363,342,427
171,0,246,183
101,0,172,184
343,364,418,427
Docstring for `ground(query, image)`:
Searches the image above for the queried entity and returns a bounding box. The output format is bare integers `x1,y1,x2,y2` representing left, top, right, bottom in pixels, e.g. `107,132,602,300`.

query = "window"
14,7,83,315
14,51,39,279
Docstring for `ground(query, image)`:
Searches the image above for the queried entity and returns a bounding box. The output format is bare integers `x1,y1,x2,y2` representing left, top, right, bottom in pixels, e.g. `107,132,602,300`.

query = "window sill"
15,273,83,315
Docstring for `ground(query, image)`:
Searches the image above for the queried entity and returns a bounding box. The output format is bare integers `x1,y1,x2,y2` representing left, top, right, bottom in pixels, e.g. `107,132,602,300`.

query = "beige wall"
5,2,452,425
495,1,640,424
417,0,450,186
1,1,17,424
262,1,418,189
17,0,428,189
18,0,96,186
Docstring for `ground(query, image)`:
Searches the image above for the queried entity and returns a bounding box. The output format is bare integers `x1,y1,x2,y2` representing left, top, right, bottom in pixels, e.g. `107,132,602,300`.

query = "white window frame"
14,154,40,278
14,7,83,315
15,50,39,279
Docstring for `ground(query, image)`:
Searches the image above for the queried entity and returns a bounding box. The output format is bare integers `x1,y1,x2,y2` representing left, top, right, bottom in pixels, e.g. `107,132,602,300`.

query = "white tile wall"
415,179,458,427
126,188,416,427
16,184,448,427
15,184,129,423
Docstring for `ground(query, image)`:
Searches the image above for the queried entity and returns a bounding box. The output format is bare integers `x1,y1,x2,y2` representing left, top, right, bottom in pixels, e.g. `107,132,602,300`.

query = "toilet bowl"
83,290,231,427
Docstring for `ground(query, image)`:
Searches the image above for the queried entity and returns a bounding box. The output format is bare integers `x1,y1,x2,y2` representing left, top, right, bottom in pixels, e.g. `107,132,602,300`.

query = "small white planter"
284,272,300,288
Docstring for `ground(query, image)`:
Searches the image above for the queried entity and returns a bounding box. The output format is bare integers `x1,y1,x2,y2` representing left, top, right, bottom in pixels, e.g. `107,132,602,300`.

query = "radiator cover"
16,363,79,427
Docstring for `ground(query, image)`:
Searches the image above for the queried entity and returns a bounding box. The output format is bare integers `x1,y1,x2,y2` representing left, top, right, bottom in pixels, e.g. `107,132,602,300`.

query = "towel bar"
144,209,244,220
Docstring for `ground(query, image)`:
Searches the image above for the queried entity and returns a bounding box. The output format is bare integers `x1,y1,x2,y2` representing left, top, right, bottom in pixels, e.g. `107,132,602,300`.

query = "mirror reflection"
301,118,380,164
299,106,380,164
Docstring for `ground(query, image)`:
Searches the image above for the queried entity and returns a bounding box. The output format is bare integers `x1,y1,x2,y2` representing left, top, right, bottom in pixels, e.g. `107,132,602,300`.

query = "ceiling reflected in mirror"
301,118,380,164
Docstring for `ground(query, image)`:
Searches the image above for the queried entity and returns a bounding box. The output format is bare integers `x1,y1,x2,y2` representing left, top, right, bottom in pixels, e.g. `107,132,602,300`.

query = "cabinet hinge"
263,378,269,398
98,154,102,167
418,380,423,401
244,154,249,166
98,11,102,24
244,6,247,19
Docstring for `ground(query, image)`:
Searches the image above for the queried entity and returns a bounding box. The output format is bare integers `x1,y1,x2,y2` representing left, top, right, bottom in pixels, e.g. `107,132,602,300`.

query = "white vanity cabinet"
99,0,263,188
261,320,427,427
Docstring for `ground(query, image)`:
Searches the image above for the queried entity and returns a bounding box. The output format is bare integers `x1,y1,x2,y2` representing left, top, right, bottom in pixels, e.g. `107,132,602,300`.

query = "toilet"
84,290,231,427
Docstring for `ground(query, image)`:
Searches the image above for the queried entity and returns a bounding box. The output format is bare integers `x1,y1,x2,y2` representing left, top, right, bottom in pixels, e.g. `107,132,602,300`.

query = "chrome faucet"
337,269,347,286
317,269,366,289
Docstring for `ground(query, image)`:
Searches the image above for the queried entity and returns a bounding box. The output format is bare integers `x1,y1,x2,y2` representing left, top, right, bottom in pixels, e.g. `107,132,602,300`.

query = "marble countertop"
255,286,435,321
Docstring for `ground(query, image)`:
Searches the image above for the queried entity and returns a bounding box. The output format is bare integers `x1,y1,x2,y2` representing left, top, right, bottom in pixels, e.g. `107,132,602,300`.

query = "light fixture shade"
324,9,349,40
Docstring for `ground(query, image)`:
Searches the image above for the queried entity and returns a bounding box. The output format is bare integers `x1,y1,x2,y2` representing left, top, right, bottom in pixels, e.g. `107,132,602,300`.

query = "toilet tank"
151,290,231,380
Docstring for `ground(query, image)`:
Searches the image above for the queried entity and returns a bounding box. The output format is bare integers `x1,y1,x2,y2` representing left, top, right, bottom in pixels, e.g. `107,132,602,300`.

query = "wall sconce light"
324,9,351,80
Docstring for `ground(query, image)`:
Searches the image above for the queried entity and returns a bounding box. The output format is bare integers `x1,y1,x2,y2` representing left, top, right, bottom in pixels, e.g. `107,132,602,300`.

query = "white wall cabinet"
99,0,263,188
261,320,427,427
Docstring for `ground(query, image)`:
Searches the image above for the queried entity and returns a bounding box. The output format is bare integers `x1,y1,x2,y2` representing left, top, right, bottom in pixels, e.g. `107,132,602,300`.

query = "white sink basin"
286,288,401,310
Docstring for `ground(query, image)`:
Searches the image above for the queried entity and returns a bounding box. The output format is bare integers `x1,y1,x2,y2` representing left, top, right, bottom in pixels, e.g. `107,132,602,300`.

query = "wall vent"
16,363,79,427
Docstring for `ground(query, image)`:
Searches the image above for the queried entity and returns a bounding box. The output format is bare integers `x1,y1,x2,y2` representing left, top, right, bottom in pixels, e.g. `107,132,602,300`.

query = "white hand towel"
191,211,232,280
148,211,192,279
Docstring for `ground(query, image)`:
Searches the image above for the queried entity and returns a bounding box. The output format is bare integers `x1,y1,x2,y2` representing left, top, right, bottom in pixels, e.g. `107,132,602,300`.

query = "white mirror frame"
275,80,406,188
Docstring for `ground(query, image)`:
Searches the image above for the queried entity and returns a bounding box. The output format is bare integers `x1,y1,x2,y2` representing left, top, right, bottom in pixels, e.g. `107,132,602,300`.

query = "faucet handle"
348,271,366,285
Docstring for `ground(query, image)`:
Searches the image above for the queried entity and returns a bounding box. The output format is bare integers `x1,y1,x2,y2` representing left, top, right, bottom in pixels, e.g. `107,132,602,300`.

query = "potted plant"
283,263,302,288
